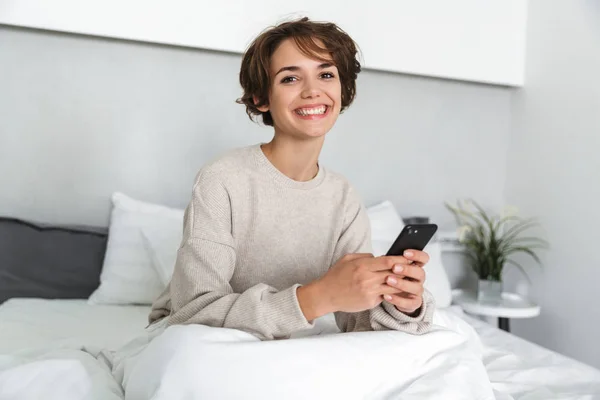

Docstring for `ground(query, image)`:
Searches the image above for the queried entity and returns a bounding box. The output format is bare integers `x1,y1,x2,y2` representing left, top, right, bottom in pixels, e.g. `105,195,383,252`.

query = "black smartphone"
386,224,438,256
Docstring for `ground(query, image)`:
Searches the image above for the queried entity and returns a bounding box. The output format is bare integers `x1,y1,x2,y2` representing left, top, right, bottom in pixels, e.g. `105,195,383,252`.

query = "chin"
296,128,331,140
294,120,337,139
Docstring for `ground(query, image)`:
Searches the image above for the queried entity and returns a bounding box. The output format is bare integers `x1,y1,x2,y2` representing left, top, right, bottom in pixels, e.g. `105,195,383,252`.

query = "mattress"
0,299,599,399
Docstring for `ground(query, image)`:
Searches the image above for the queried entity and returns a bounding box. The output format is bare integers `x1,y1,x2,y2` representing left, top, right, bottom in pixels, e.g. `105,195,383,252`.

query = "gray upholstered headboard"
0,217,108,303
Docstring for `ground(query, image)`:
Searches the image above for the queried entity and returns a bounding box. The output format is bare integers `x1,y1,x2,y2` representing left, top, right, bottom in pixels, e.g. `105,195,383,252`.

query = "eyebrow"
274,62,334,77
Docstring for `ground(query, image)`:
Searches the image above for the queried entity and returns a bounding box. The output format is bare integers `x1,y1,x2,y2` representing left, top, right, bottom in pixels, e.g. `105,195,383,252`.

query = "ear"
253,95,269,113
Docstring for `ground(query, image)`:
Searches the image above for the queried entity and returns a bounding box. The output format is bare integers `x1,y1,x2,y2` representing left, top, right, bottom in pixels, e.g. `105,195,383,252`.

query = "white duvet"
1,300,600,400
0,306,497,400
121,311,496,400
0,299,148,400
0,346,123,400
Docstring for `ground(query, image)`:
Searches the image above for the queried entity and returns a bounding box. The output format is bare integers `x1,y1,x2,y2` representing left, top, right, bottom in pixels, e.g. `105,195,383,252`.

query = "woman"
149,17,435,341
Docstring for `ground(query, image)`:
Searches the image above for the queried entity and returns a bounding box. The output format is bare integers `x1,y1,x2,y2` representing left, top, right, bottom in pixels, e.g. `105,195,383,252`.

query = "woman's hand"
297,251,429,321
382,250,429,315
299,253,412,316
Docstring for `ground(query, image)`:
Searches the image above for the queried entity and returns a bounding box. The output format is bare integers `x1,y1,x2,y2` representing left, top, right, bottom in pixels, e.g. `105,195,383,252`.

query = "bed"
452,308,600,399
1,195,600,399
1,298,599,399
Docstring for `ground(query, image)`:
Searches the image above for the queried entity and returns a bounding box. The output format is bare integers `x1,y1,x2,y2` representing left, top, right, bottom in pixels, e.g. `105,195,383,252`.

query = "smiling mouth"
294,105,329,116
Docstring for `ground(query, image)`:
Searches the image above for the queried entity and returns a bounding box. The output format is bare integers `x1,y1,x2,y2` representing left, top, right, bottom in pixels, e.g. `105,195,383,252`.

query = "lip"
293,104,331,120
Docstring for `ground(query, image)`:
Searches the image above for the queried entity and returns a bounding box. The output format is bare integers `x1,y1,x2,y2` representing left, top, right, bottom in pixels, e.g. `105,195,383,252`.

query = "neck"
261,134,324,182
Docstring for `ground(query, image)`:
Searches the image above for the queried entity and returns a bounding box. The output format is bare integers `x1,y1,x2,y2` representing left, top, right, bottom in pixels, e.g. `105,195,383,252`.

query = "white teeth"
295,106,327,116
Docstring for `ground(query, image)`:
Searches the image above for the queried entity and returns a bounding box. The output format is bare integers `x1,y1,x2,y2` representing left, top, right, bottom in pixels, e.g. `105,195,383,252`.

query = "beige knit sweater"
149,144,434,340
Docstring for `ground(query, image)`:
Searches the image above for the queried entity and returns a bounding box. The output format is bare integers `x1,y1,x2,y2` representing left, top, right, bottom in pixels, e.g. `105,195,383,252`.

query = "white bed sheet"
0,298,150,354
447,306,600,399
0,299,599,399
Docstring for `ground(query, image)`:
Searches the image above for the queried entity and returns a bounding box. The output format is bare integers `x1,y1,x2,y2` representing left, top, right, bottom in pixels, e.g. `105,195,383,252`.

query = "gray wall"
0,25,511,229
0,25,514,292
506,0,600,368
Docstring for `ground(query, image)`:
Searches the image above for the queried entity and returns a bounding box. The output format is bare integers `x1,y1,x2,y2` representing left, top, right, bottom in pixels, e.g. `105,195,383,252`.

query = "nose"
301,79,321,99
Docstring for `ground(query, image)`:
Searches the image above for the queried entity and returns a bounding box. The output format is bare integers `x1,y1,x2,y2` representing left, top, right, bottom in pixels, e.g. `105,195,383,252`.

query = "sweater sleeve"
166,171,314,340
332,191,435,335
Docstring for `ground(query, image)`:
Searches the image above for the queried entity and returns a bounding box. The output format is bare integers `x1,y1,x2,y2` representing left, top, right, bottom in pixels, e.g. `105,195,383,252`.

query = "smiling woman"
112,17,436,394
147,16,435,338
109,16,438,398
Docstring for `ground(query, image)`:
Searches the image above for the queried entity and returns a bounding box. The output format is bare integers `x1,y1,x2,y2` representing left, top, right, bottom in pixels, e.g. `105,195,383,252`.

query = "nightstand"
452,289,541,332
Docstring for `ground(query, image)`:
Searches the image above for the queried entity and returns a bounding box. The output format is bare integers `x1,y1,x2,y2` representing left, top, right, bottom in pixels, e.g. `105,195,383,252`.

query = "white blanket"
3,299,600,399
0,299,149,400
114,309,497,400
0,308,500,400
0,345,122,400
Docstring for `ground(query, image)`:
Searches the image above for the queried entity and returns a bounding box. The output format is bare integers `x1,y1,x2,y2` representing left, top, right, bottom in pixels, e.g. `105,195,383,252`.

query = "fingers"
383,293,423,314
379,283,413,296
401,250,430,266
383,275,424,297
390,265,425,283
365,256,410,271
365,251,429,272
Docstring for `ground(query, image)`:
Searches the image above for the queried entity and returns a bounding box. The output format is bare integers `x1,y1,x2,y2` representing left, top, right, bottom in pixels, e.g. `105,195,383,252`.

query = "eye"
280,76,298,84
321,72,335,79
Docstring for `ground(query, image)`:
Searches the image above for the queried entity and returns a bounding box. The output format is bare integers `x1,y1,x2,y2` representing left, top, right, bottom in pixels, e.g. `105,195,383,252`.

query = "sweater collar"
252,144,326,190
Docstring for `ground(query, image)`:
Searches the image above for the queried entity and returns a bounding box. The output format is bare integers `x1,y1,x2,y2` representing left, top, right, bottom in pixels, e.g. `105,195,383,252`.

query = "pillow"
0,217,107,304
87,193,184,305
366,200,404,244
366,201,452,308
421,242,452,308
367,200,404,257
141,219,183,287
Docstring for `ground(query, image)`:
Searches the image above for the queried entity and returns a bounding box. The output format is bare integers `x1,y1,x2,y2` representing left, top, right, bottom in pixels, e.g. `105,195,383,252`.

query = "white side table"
452,289,541,332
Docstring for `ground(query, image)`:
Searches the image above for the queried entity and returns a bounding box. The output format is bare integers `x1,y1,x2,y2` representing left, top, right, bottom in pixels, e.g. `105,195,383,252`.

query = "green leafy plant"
444,199,549,282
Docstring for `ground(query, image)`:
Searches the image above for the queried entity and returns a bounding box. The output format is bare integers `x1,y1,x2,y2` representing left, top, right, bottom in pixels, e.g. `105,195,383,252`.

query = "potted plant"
445,199,549,303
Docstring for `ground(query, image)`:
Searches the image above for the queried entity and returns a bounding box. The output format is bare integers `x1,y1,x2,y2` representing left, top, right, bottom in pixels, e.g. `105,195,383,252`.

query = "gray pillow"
0,217,108,304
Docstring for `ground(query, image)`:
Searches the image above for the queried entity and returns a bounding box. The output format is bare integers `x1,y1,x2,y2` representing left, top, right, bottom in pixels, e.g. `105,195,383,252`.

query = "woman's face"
258,38,342,140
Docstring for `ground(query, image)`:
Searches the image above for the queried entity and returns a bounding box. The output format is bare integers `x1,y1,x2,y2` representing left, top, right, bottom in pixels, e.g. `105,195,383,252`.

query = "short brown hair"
236,17,362,126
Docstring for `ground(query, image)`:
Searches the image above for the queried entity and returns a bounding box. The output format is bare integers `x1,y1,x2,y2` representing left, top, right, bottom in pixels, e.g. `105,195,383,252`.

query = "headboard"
0,217,108,303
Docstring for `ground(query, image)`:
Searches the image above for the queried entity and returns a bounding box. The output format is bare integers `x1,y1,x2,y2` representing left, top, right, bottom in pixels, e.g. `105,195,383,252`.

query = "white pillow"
366,200,452,308
141,220,183,287
367,200,404,244
88,192,184,305
421,242,452,308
